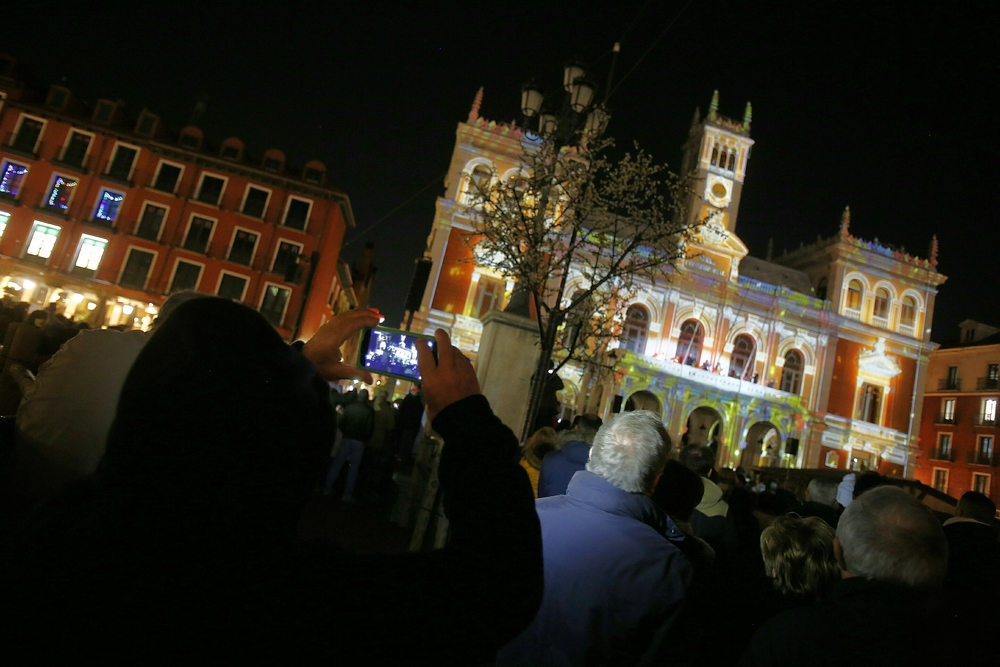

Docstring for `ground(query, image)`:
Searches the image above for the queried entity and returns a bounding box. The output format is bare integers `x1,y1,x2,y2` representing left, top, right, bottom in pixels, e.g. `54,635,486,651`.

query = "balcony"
52,146,92,174
871,314,890,329
2,131,41,159
976,377,1000,390
938,378,962,391
967,451,998,466
929,448,953,462
843,307,863,321
933,413,957,425
973,414,998,427
898,323,917,338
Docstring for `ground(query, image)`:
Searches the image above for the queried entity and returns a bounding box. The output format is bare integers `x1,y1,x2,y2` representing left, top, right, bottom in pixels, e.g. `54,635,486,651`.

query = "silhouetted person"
796,477,840,528
536,413,602,497
852,470,888,499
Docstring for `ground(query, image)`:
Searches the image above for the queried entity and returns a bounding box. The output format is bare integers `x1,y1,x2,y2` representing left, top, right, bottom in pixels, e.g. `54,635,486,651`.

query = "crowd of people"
0,295,997,664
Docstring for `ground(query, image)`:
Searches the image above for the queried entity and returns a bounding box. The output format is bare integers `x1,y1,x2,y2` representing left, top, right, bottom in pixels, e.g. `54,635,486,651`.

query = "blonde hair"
522,427,559,469
760,515,840,598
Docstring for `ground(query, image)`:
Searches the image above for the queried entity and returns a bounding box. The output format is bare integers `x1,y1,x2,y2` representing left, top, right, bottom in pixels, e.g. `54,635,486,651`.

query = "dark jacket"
942,518,1000,589
397,392,424,431
537,440,590,498
795,500,840,528
740,578,967,666
339,398,375,441
0,298,543,664
497,470,693,667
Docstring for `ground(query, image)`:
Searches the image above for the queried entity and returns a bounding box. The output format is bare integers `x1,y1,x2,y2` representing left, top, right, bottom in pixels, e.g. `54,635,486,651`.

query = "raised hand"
301,307,382,382
416,329,481,422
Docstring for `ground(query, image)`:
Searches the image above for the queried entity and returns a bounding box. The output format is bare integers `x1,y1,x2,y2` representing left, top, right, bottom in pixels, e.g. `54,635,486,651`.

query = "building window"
846,279,863,311
942,398,956,422
11,116,44,154
195,174,226,205
93,189,124,224
621,305,650,354
463,164,493,203
119,248,155,289
816,277,828,300
986,364,1000,390
675,319,705,366
46,176,78,210
303,167,325,184
107,145,138,181
979,435,994,460
937,433,952,460
260,284,291,327
900,296,917,327
469,275,505,319
135,203,167,241
25,222,60,260
973,473,991,495
263,156,283,172
152,162,182,193
183,216,214,253
283,197,312,230
170,260,203,292
272,241,302,280
135,112,158,137
228,229,259,266
0,211,10,238
873,288,890,319
729,334,756,379
932,468,949,494
983,398,998,425
0,160,27,197
46,87,69,110
242,186,270,218
217,273,248,302
73,234,107,274
221,144,241,160
93,100,116,124
856,383,882,424
60,131,92,167
780,350,804,394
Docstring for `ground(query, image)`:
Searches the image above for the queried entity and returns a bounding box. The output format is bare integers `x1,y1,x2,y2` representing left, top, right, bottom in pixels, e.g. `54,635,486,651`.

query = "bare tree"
465,135,697,439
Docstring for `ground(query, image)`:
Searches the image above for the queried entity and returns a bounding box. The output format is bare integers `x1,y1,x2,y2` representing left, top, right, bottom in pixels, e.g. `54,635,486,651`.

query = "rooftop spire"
691,105,701,127
839,206,851,236
930,234,939,267
707,89,719,122
743,101,752,130
468,86,484,122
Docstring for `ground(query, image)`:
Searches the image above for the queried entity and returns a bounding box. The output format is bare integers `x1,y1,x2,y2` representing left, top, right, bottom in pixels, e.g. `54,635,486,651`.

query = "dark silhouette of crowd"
0,295,997,664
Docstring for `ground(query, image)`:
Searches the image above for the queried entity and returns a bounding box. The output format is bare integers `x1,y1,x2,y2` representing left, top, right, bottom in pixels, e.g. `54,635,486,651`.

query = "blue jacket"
497,470,694,666
537,440,590,498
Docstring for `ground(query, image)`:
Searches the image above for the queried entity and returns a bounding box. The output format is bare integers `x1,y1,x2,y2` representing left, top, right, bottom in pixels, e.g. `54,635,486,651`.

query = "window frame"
873,287,890,319
468,274,506,320
181,213,218,254
43,172,80,212
240,184,272,219
621,304,651,354
91,187,126,224
0,159,29,197
194,171,228,207
855,381,885,425
780,349,805,394
134,200,170,241
258,281,292,327
167,258,205,293
983,397,998,424
71,233,109,274
281,195,313,230
0,210,9,239
215,270,250,303
226,225,261,266
105,141,141,181
972,472,991,496
150,159,185,194
937,432,952,458
942,398,956,422
846,279,864,311
58,128,95,167
117,245,158,290
271,239,304,277
22,221,61,261
931,467,949,494
11,113,46,154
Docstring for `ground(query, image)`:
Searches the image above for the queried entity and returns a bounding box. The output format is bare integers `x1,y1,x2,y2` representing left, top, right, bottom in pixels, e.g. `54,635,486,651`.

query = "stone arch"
624,389,663,416
684,405,725,450
775,335,817,369
499,166,530,183
742,420,783,469
459,157,496,203
871,279,898,301
671,305,716,343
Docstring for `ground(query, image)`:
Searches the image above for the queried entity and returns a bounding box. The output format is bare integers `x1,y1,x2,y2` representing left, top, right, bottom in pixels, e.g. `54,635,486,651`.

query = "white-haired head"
586,411,670,494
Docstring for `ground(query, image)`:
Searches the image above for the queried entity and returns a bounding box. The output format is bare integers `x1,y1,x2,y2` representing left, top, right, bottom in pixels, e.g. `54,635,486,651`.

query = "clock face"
705,174,734,207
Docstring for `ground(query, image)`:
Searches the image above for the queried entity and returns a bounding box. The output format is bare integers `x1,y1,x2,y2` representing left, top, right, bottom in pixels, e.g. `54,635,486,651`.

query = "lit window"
0,211,9,237
94,190,124,222
46,176,78,210
0,160,27,197
856,383,882,424
984,398,998,424
260,285,291,326
25,222,60,259
942,398,956,422
74,235,107,272
873,288,890,319
469,275,506,320
846,279,863,310
900,296,917,326
621,305,650,354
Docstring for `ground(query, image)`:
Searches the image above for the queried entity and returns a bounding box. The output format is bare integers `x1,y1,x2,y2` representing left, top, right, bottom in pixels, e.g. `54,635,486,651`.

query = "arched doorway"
620,304,650,353
624,389,663,416
729,334,757,380
685,406,724,455
675,319,705,366
742,421,782,469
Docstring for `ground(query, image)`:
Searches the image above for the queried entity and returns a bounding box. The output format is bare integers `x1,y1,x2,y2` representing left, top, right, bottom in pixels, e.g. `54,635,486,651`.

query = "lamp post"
519,58,610,149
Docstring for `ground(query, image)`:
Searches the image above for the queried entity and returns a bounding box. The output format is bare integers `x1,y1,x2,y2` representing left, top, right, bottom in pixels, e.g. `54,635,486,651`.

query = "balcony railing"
871,314,890,329
898,323,917,338
967,451,998,466
2,131,42,158
938,378,962,391
973,414,998,427
53,146,92,173
977,377,1000,390
929,448,953,462
934,413,957,424
843,307,863,321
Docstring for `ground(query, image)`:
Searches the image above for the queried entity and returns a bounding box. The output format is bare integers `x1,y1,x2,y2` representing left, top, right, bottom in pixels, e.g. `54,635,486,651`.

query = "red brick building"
914,320,1000,509
0,55,355,339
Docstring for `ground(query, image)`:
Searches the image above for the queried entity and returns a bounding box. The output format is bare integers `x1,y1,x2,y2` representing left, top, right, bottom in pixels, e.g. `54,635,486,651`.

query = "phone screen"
359,327,435,381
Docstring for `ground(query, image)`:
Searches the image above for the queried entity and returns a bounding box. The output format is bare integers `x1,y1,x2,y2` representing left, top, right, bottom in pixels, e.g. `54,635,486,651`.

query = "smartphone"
357,326,436,382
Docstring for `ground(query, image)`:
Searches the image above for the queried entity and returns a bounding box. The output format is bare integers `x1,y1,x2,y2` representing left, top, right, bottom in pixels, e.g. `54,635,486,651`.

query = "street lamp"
519,57,610,147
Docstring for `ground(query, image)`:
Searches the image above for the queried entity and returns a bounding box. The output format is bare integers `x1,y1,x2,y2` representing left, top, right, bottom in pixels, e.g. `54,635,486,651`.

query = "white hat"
837,473,856,507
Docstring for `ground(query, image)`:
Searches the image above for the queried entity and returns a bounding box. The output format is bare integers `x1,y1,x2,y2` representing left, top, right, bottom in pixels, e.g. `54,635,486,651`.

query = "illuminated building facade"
913,321,1000,507
0,56,355,338
410,88,946,473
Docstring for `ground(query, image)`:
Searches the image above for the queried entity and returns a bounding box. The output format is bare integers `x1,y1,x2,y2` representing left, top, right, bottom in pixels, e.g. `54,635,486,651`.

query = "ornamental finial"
707,90,719,121
468,86,484,122
839,206,851,236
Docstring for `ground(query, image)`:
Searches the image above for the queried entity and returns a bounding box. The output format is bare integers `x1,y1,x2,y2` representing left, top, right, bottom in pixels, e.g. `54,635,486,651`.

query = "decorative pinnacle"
839,206,851,236
468,86,484,122
930,234,939,267
707,90,719,121
691,106,700,127
743,101,753,130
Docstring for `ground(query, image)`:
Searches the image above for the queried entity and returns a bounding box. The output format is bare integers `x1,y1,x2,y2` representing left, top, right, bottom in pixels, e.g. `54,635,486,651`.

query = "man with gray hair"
796,477,841,528
741,486,958,665
497,411,693,666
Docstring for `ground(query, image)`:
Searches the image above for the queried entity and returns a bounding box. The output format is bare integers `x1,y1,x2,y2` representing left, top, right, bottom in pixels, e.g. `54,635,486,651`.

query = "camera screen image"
363,329,428,380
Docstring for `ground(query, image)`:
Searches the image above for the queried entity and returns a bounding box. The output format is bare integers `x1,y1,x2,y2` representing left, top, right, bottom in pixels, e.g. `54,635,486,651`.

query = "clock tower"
680,90,755,234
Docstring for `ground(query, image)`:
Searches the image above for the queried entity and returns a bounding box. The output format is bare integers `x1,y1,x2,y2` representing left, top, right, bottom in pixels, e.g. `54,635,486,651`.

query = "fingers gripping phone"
357,326,437,382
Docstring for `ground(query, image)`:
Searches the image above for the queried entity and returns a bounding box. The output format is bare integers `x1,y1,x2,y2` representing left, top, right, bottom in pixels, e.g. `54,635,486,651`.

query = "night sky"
3,2,996,341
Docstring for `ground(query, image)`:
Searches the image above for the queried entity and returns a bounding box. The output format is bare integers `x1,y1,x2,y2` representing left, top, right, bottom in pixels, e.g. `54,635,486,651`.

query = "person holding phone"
1,300,543,663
